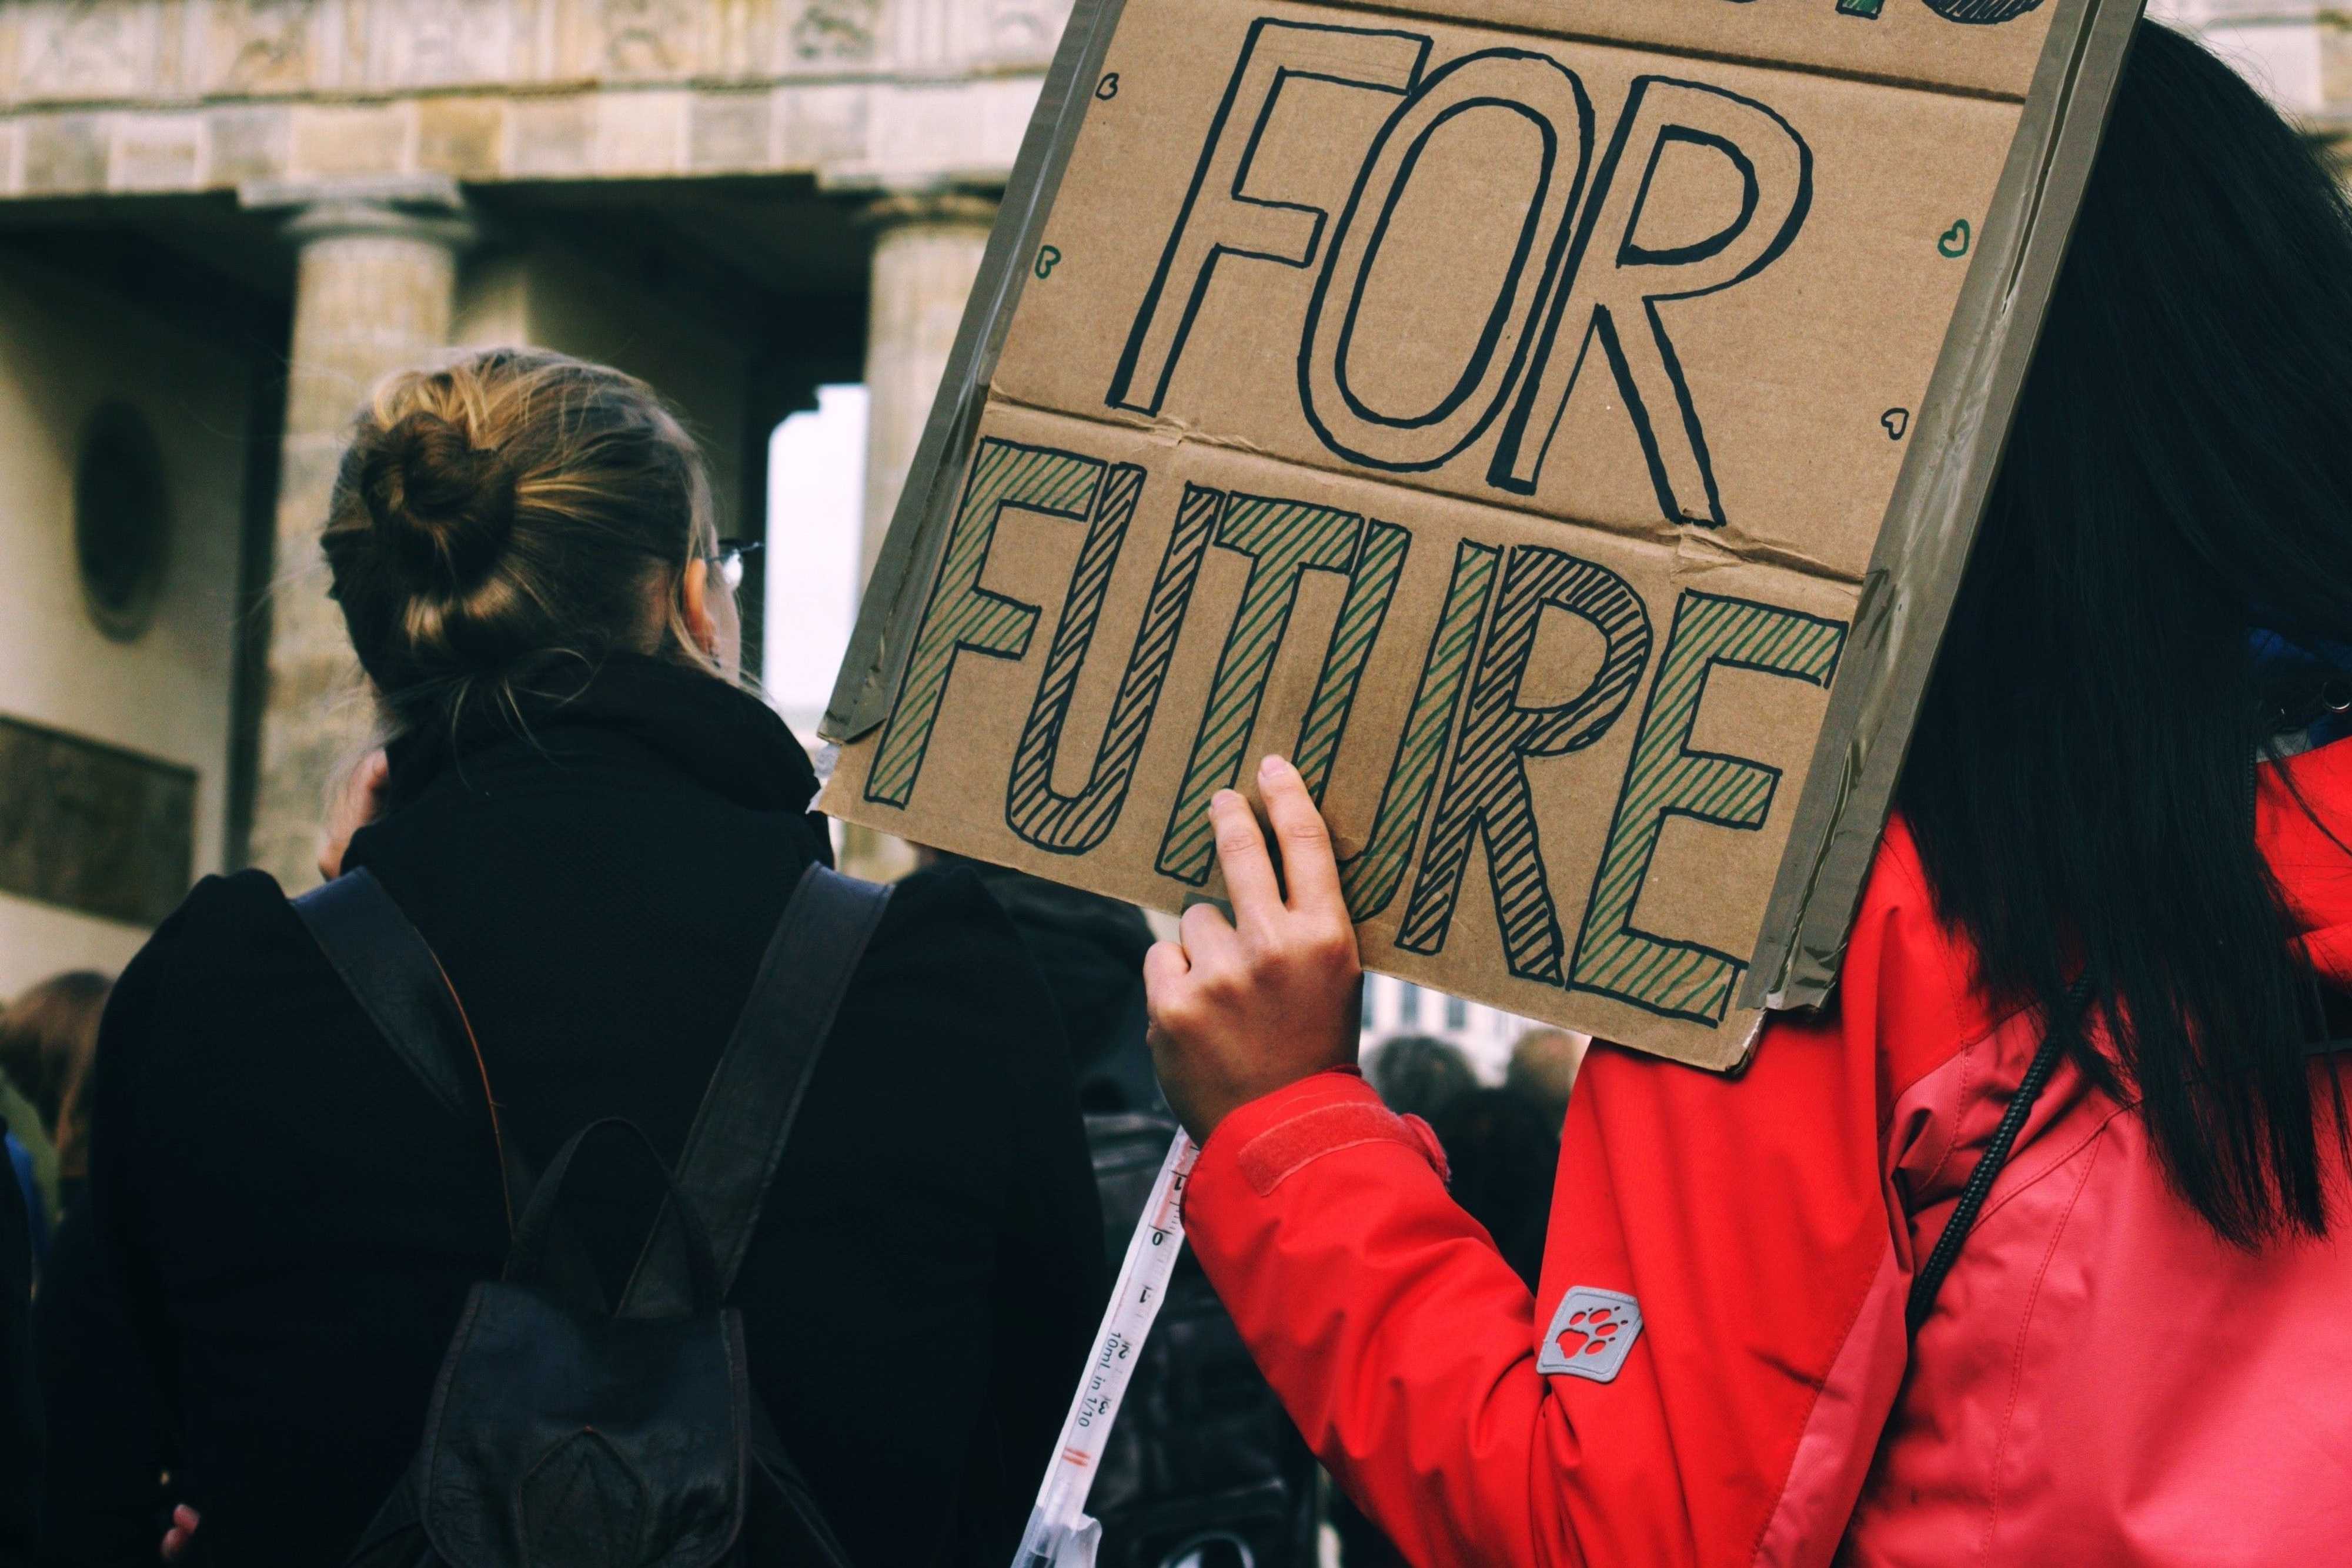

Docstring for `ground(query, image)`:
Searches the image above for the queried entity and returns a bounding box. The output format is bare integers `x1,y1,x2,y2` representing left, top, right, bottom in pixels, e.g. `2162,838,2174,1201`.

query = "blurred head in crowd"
1504,1028,1587,1132
320,347,731,739
1365,1034,1476,1124
0,971,111,1179
1429,1089,1558,1292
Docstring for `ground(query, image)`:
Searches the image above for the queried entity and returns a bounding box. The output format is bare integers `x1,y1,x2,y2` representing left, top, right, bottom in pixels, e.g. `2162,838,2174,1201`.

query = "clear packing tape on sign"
823,0,2146,1070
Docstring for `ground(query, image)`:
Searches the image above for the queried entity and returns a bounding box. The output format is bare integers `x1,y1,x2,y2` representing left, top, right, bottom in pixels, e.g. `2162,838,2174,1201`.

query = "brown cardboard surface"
1267,0,2062,102
821,0,2132,1067
990,0,2023,584
825,400,1852,1067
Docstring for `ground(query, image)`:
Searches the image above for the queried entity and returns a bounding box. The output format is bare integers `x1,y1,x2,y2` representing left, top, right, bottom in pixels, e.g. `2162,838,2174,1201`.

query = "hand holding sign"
1146,755,1364,1141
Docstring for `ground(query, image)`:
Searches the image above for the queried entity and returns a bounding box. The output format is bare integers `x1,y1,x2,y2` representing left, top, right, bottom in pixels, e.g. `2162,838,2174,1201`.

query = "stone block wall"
0,244,259,992
2151,1,2351,145
0,0,1068,198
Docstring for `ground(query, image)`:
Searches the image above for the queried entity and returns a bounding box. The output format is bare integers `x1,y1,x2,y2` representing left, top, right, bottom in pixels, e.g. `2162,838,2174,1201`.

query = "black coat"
37,658,1105,1567
2,1114,35,1563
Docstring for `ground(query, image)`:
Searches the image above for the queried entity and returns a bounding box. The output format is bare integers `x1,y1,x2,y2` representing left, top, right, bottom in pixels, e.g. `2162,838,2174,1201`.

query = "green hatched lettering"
1396,545,1652,981
1337,539,1497,922
1007,474,1217,854
865,440,1106,808
1568,591,1847,1024
1155,494,1366,884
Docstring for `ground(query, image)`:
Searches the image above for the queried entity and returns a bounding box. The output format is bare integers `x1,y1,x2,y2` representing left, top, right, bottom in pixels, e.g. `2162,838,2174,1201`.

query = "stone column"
857,190,998,586
842,190,996,882
246,192,475,887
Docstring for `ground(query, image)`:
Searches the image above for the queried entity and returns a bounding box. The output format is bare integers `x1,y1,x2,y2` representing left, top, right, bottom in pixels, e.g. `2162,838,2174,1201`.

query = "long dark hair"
1899,23,2352,1245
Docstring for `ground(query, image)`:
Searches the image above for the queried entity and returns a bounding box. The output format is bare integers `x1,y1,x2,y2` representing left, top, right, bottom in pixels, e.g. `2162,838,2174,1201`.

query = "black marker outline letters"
1297,49,1595,473
866,439,1105,809
1108,19,1432,417
1395,543,1653,981
1005,467,1219,855
1486,78,1813,524
1568,590,1849,1022
1115,34,1813,530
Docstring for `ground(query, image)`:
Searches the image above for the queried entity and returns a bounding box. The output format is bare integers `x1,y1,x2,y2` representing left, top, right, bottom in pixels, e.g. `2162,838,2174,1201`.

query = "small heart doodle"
1882,408,1910,441
1035,245,1063,280
1938,219,1972,259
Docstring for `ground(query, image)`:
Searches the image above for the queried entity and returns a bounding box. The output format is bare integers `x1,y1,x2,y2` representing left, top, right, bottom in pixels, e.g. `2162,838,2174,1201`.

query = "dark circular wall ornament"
74,400,171,642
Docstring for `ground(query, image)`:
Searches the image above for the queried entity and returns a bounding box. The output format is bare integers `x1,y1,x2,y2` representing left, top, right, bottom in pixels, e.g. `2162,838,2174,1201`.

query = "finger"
1178,898,1239,965
1257,754,1345,918
160,1503,199,1560
1208,788,1283,928
1143,942,1192,1065
1142,938,1190,997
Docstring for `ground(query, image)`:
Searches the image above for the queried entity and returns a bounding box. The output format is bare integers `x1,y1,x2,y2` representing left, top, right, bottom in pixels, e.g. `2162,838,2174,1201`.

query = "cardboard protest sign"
821,0,2143,1068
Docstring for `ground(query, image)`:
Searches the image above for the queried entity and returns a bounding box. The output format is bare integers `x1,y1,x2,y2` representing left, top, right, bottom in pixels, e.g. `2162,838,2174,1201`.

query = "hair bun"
358,410,517,590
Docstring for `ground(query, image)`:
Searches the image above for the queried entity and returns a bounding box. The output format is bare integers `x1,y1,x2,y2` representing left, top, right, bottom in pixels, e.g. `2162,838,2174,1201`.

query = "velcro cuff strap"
1233,1101,1448,1197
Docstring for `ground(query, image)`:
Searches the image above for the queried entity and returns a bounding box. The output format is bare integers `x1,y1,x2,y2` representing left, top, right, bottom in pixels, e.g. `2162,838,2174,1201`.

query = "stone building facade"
0,0,2341,997
0,0,1064,991
2154,0,2350,137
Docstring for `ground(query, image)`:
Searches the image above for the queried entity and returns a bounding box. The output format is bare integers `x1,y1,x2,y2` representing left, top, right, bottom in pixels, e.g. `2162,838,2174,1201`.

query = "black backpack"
292,862,890,1568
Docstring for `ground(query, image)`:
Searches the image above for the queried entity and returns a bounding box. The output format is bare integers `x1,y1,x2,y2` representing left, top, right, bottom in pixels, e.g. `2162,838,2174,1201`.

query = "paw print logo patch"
1538,1286,1643,1384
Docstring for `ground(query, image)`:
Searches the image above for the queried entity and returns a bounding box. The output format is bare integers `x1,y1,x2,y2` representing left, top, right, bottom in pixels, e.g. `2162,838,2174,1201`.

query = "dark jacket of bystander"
36,657,1105,1567
2,1106,35,1565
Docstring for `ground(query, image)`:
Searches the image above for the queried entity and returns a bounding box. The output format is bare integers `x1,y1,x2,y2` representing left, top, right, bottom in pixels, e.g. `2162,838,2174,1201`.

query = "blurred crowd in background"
905,853,1589,1568
2,973,108,1302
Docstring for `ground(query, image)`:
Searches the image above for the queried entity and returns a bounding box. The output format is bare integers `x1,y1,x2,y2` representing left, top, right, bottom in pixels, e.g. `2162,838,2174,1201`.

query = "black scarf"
382,656,827,843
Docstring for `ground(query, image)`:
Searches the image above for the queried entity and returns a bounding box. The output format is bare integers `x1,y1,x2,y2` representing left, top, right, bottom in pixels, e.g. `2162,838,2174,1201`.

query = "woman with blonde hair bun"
38,348,1104,1566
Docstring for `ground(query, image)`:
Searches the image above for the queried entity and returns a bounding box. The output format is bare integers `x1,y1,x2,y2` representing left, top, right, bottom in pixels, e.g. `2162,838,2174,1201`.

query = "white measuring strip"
1013,1130,1201,1568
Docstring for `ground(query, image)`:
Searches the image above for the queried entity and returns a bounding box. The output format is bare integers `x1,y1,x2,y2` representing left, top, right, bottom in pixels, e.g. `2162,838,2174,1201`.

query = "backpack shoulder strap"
621,862,893,1316
292,870,481,1124
291,869,520,1233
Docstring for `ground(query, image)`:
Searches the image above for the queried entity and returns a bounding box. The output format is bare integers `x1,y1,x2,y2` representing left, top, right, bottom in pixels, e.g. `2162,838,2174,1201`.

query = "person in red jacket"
1144,24,2352,1567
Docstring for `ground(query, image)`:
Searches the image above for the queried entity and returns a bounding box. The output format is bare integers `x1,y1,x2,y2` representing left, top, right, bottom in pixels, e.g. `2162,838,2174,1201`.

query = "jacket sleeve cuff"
1193,1069,1448,1204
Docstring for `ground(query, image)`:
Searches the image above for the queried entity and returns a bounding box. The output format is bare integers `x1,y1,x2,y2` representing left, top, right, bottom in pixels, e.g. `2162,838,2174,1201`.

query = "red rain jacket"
1184,741,2352,1566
